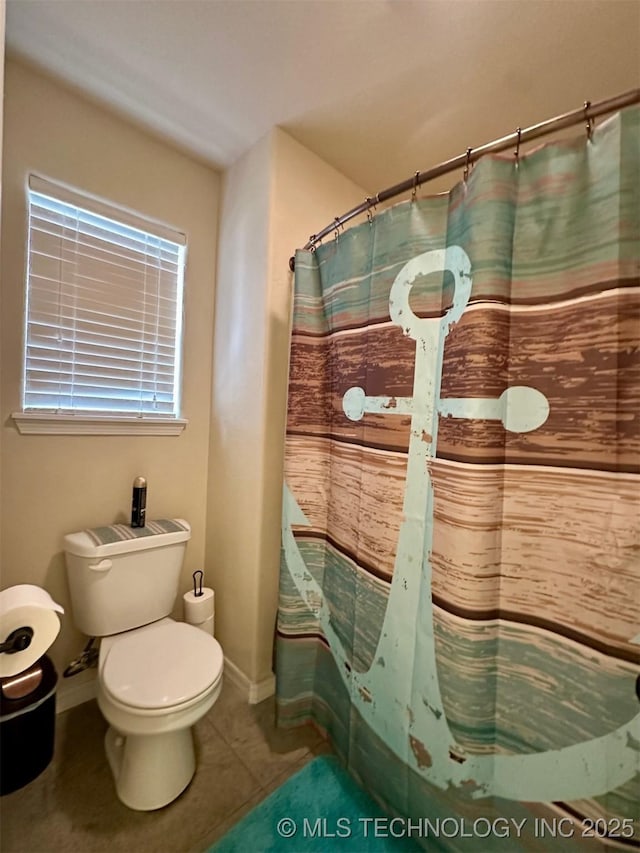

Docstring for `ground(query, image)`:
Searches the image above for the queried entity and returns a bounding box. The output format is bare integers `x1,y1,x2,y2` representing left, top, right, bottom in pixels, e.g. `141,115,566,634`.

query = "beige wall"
0,58,219,702
205,134,272,684
0,57,368,704
1,0,6,563
206,126,366,687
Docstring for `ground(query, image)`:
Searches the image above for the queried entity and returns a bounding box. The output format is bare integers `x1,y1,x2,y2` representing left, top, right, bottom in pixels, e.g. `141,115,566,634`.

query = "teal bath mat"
208,755,420,852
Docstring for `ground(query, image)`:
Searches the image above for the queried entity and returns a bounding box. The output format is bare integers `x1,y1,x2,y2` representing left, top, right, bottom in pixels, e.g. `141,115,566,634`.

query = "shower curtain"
277,105,639,850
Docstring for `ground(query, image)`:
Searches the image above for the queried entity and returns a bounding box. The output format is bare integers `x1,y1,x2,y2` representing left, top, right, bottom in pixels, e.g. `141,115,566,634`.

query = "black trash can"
0,654,58,795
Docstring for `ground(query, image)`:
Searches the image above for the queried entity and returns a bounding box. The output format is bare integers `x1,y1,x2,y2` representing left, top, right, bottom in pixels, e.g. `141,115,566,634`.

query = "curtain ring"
514,128,522,168
411,171,420,202
365,196,377,225
584,101,593,141
463,147,473,182
333,217,342,243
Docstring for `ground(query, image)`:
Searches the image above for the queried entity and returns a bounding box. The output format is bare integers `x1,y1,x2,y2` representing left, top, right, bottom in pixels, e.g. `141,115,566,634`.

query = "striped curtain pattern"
277,106,639,850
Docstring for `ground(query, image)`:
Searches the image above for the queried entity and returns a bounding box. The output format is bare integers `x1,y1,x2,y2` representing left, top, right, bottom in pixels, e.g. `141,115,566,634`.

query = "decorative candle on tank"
131,477,147,528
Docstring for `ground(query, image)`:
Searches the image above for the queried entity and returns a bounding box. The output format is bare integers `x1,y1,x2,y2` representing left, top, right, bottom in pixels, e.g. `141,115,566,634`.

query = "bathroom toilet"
63,519,223,811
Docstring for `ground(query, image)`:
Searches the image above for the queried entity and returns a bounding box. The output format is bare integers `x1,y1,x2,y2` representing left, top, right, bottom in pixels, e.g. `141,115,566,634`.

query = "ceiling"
5,0,640,194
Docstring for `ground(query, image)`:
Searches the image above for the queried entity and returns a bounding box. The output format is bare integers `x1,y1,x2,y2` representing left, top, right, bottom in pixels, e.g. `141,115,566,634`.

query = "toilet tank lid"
63,519,191,558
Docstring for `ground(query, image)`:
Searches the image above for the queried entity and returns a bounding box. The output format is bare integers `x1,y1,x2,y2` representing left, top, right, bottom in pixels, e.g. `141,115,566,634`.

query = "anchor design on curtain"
282,246,640,802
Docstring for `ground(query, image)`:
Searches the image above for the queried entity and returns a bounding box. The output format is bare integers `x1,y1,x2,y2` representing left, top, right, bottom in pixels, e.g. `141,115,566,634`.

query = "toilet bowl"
96,618,223,810
63,518,224,811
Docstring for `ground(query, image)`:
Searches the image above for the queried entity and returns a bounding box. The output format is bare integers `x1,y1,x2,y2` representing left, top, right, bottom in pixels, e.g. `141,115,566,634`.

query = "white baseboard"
56,676,97,713
223,656,276,704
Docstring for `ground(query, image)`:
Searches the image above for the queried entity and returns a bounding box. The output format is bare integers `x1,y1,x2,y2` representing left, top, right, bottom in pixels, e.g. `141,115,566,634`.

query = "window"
14,176,187,435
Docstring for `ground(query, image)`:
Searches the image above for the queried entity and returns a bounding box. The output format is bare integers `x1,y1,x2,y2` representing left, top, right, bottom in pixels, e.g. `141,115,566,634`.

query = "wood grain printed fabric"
277,106,639,851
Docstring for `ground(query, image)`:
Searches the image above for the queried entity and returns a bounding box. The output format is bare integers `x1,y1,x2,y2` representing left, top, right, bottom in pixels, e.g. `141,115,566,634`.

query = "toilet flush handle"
88,559,112,572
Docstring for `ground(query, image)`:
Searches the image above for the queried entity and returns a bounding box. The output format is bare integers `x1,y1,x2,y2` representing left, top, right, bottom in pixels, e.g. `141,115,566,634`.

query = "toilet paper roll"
183,587,214,627
0,584,64,678
192,615,214,636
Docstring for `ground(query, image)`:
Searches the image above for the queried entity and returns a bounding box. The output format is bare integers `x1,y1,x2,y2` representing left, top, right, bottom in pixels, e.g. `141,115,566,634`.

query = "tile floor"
0,677,330,853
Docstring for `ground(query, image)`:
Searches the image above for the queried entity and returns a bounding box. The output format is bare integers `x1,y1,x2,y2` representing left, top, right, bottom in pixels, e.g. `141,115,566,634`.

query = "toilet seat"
101,620,223,710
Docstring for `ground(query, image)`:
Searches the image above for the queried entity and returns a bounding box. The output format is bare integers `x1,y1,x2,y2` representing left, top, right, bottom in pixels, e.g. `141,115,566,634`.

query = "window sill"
11,412,188,436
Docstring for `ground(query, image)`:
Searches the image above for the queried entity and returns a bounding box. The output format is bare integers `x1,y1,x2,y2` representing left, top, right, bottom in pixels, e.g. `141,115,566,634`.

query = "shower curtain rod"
289,88,640,271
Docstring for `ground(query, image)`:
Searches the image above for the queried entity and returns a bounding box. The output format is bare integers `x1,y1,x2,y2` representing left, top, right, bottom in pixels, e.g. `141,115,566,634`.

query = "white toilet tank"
63,520,191,637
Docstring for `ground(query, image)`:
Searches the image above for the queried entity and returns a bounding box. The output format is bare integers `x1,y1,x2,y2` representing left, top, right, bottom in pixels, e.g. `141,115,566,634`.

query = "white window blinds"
23,176,186,417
